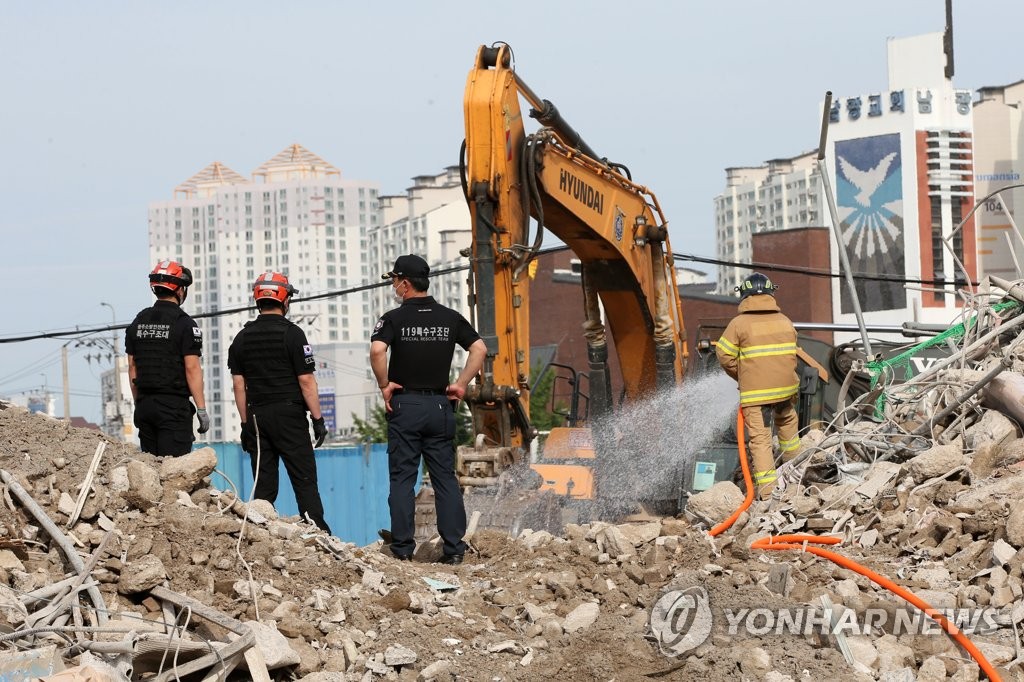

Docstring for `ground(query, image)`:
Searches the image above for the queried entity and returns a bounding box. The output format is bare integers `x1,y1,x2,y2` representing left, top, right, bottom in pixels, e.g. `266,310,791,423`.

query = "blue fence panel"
205,443,404,546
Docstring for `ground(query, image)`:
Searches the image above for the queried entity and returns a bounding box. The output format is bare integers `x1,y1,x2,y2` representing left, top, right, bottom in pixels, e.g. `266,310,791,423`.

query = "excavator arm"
458,44,535,485
458,43,688,504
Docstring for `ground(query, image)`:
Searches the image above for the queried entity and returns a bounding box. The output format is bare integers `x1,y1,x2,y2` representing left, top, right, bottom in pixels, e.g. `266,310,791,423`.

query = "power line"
0,244,981,345
2,386,100,398
0,349,63,386
674,252,979,287
0,256,487,344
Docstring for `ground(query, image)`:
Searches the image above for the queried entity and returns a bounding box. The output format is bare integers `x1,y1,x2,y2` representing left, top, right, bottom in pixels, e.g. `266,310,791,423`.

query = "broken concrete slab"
687,481,745,524
241,620,302,670
615,521,662,547
159,446,218,493
563,601,599,633
124,460,162,511
964,408,1018,450
1007,504,1024,548
907,441,966,482
981,372,1024,436
0,643,64,680
875,634,915,673
384,644,417,666
846,635,878,672
520,529,555,550
116,554,166,594
954,471,1024,508
992,538,1016,566
418,660,453,681
596,525,636,558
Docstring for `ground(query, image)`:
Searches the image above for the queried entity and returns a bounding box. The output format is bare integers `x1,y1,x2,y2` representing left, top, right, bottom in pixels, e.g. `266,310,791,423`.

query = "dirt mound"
0,398,1021,681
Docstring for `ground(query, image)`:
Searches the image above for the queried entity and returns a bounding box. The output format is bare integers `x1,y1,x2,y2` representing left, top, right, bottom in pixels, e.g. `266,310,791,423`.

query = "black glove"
240,421,257,455
311,416,327,448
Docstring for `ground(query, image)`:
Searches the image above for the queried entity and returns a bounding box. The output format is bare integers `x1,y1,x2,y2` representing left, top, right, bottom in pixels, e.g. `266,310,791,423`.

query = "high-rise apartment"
369,168,473,395
714,152,823,294
147,144,381,442
972,80,1024,280
372,167,472,311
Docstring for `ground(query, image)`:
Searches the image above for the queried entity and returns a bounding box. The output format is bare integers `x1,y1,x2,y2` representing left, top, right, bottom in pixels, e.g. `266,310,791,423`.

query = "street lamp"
100,302,123,434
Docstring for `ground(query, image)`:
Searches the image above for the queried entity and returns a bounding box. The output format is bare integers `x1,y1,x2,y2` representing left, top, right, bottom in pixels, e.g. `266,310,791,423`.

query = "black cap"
382,254,430,280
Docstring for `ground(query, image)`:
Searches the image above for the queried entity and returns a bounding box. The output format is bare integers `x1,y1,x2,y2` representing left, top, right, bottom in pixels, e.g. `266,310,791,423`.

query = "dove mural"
835,133,906,313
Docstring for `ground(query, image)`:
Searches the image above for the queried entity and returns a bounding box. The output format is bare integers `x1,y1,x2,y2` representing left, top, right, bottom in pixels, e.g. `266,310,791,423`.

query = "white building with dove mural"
715,31,978,331
822,31,976,328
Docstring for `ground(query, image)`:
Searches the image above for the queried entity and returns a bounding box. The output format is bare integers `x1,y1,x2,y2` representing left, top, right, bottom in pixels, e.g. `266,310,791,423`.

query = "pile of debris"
0,398,854,682
5,293,1024,680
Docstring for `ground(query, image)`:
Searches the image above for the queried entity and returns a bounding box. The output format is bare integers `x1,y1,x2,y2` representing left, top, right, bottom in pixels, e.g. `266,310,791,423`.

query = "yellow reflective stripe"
754,470,777,484
742,342,797,352
739,384,800,405
717,337,739,357
779,436,801,452
739,348,798,360
738,343,798,360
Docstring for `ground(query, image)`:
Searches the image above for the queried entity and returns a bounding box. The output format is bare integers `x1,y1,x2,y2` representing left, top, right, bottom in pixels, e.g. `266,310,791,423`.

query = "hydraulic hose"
709,409,751,536
750,535,1000,681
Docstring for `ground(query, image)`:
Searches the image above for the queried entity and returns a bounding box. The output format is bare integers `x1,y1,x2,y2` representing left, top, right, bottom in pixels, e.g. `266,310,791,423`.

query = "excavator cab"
546,362,590,428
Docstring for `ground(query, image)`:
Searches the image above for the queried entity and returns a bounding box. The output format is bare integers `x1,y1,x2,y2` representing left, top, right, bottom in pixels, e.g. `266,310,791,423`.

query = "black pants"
248,402,331,534
387,393,466,557
134,394,194,457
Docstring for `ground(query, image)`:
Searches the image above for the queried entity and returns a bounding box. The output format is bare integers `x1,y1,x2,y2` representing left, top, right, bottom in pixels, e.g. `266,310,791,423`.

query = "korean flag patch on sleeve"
193,326,202,339
303,344,315,365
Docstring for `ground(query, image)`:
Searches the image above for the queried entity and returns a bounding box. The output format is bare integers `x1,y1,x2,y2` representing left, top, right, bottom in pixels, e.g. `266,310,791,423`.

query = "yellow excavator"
449,42,689,531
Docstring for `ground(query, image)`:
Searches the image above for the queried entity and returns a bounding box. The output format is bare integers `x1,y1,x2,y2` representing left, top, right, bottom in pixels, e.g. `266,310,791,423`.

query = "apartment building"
714,153,823,294
972,80,1024,280
146,144,381,442
368,168,473,388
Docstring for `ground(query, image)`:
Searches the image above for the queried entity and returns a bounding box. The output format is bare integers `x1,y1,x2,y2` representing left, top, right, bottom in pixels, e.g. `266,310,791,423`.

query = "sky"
1,0,1022,423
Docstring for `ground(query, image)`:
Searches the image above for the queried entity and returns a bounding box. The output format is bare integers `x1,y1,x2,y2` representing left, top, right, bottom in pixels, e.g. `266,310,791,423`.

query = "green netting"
866,301,1021,387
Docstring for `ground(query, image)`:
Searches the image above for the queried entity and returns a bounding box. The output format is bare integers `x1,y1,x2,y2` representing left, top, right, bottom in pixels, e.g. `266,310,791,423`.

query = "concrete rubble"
6,292,1024,680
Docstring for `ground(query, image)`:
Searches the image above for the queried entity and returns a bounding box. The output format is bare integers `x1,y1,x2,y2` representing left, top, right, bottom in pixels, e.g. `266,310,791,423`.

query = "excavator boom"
456,43,688,525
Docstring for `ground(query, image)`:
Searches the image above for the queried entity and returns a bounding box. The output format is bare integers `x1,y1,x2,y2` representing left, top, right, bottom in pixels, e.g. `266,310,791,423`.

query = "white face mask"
392,280,405,304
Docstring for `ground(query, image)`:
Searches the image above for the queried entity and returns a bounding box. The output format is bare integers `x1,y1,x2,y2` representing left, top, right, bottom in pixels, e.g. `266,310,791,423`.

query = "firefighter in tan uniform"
716,273,801,500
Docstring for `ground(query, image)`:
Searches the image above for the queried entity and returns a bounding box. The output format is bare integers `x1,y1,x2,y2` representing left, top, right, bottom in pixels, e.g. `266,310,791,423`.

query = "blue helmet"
736,272,777,300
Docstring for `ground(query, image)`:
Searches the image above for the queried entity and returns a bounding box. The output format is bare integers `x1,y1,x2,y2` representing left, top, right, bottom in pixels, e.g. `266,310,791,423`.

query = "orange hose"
710,408,752,536
750,535,1001,682
701,410,999,680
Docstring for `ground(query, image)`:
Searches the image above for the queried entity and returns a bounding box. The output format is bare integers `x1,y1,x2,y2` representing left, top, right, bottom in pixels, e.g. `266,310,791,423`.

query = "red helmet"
149,260,193,292
253,271,297,303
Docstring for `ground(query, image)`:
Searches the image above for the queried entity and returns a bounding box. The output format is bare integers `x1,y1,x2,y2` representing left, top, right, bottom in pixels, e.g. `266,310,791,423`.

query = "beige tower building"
147,144,381,442
972,81,1024,280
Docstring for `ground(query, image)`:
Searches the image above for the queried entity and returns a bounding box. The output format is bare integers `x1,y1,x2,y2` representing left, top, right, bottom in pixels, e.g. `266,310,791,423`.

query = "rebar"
0,469,107,626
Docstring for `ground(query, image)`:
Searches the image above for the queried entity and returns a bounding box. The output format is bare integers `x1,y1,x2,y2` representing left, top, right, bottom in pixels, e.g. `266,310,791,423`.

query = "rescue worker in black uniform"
370,254,487,564
228,271,331,533
126,260,209,456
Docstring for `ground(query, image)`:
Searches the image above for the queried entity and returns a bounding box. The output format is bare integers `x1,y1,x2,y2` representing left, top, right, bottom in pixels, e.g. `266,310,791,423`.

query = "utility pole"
61,344,70,422
100,302,122,436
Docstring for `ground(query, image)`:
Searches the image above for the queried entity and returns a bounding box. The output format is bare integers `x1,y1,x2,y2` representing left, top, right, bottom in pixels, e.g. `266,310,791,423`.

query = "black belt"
401,388,446,395
250,399,305,407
